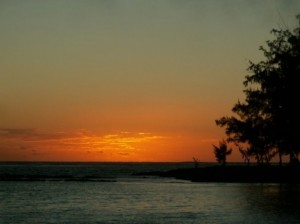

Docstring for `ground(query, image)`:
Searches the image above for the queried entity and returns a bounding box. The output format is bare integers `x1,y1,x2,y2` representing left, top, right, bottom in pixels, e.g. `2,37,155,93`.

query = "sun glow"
0,128,240,162
0,129,169,162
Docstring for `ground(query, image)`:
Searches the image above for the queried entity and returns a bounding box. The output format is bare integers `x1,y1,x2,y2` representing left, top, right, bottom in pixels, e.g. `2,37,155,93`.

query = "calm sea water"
1,162,300,224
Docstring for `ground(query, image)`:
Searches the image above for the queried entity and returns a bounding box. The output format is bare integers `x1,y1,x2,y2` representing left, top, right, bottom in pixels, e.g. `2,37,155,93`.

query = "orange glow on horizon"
0,128,231,162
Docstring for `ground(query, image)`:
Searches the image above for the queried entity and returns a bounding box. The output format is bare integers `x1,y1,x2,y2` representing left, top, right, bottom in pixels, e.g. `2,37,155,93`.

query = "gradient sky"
0,0,299,162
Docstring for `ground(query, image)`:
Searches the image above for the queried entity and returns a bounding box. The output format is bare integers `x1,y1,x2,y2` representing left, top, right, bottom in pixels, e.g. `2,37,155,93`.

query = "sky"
0,0,299,162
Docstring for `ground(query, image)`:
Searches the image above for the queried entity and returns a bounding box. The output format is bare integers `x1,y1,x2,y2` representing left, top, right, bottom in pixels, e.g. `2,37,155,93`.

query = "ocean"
1,162,300,223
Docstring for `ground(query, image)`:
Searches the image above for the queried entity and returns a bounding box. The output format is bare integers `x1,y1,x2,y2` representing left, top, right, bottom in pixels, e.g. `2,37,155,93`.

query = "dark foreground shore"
134,165,300,183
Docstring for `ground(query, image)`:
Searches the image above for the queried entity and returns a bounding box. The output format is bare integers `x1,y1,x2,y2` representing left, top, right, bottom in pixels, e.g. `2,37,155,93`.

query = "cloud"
0,128,73,142
0,128,166,159
74,131,165,155
0,128,35,138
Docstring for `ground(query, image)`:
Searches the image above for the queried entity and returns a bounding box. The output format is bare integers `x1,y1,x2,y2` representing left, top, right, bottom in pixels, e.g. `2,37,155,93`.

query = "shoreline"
134,165,300,184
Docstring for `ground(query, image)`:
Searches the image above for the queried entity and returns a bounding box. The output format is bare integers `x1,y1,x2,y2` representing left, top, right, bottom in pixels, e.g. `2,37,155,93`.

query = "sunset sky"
0,0,299,162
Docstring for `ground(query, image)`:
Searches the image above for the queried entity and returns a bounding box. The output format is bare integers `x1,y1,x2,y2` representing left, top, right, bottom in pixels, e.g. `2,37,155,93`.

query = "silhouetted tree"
216,100,276,165
193,157,200,168
216,14,300,165
212,140,232,165
238,146,251,165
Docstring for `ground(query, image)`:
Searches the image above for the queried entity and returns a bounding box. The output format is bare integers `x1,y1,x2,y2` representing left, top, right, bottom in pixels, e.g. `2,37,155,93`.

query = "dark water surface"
1,162,300,223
